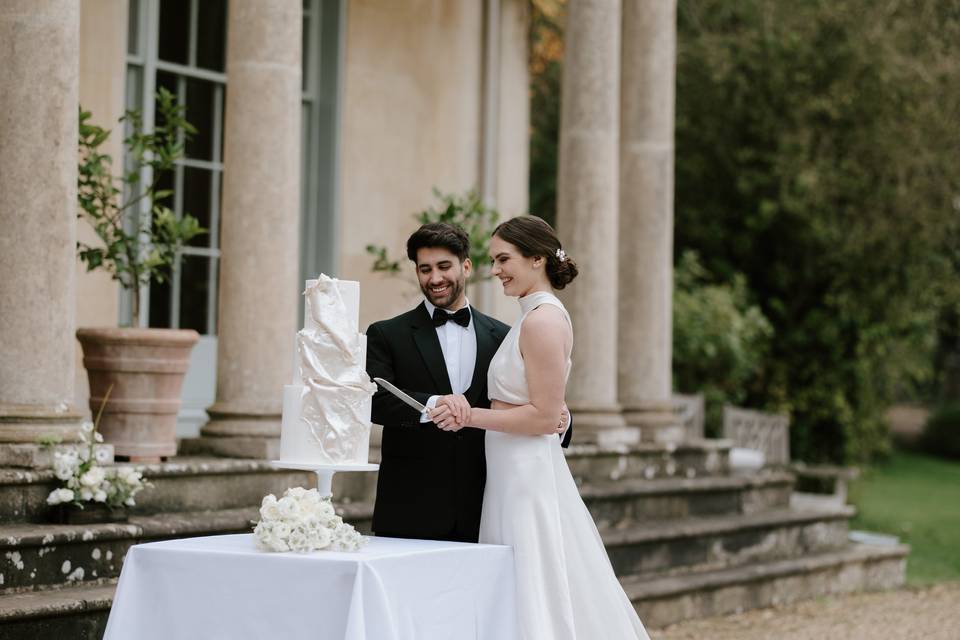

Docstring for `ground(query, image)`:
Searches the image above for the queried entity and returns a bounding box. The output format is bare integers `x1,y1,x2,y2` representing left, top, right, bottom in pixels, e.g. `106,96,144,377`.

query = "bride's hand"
434,394,471,431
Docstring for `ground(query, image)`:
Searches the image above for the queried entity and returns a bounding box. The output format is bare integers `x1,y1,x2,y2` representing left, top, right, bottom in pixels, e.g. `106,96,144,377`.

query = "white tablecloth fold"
103,533,519,640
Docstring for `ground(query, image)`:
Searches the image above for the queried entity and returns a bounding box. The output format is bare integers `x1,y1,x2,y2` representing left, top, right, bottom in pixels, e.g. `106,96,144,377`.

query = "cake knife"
373,377,430,415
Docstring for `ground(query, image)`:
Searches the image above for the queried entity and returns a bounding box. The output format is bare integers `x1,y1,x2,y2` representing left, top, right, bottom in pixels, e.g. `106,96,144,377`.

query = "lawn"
848,450,960,584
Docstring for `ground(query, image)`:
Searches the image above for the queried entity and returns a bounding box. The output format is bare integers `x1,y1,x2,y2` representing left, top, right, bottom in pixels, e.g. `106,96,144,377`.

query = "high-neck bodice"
487,291,572,406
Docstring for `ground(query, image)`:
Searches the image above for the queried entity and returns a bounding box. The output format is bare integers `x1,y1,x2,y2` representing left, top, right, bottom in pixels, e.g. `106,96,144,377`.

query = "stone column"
556,0,635,446
0,1,84,466
189,0,302,458
618,0,683,442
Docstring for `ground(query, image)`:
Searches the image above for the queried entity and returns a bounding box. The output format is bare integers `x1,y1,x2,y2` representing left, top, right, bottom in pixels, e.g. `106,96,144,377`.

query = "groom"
366,222,571,543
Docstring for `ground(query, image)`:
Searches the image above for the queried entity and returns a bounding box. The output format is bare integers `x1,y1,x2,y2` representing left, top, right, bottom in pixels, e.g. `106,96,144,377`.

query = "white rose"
53,460,75,482
59,450,79,468
46,488,75,505
260,495,281,521
79,447,91,462
285,487,308,499
81,421,95,433
277,496,300,520
314,526,332,550
271,521,291,540
116,467,143,486
79,488,94,501
124,497,136,507
94,447,111,464
287,531,309,552
316,500,335,521
93,490,107,503
80,466,106,487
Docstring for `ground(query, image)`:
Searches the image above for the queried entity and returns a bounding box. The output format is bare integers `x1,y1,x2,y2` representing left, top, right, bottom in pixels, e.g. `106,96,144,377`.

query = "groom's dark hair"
406,223,470,263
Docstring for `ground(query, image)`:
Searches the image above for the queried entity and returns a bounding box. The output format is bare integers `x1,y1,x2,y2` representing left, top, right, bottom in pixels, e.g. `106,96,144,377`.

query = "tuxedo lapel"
466,311,499,406
411,302,453,394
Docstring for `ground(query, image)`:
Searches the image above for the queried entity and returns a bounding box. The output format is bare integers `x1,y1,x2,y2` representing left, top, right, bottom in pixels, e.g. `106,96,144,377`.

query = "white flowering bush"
45,421,151,509
253,487,366,553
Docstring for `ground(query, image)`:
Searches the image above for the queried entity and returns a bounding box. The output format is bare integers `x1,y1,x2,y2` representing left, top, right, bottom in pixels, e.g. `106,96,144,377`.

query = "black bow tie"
432,306,471,328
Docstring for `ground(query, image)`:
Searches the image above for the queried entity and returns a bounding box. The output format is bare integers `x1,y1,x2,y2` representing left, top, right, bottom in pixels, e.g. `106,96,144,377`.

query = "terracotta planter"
76,327,199,460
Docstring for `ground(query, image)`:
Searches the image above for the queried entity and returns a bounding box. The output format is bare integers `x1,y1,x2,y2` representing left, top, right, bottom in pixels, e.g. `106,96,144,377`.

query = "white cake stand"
269,461,379,498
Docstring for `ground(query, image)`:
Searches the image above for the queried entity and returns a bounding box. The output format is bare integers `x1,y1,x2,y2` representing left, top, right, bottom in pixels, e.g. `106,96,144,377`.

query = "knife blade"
373,377,429,414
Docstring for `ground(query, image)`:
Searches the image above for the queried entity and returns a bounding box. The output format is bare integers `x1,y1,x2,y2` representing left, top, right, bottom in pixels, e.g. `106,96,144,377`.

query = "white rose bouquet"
45,419,151,510
254,487,366,553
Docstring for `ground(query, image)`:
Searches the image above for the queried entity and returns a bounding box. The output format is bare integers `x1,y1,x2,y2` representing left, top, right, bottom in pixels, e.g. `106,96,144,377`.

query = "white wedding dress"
480,291,650,640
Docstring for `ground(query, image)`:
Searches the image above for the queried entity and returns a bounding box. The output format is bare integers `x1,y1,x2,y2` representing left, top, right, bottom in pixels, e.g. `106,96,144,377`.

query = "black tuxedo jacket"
366,302,509,541
366,301,573,542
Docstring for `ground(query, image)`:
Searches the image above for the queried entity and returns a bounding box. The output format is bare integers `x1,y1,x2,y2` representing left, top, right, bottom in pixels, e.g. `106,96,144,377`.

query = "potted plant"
75,88,205,461
44,386,152,524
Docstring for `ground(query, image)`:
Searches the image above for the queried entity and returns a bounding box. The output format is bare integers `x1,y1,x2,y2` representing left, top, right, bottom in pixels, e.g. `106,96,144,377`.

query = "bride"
430,216,650,640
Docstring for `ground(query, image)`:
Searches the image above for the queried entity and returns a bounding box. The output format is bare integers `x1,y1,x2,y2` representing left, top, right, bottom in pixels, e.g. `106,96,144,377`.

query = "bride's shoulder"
521,304,570,334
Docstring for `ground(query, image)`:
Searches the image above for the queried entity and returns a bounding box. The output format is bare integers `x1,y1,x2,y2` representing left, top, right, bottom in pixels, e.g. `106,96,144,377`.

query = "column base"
623,400,685,443
0,404,86,467
568,404,640,447
179,435,281,459
182,401,282,459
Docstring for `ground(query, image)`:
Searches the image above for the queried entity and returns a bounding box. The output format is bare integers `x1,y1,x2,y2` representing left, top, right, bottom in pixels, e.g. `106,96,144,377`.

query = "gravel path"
649,583,960,640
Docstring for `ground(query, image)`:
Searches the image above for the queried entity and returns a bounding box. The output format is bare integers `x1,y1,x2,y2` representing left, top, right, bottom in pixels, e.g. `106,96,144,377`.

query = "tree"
674,0,960,462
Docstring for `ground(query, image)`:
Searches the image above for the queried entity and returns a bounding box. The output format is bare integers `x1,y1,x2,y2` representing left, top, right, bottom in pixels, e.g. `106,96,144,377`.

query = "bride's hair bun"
549,252,579,290
492,216,579,290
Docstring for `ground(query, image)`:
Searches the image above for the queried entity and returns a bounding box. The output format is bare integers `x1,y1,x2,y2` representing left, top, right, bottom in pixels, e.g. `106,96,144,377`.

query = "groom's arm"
366,322,433,426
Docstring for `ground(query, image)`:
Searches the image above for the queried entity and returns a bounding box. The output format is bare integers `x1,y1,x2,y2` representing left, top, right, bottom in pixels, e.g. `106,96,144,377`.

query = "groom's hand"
433,394,471,431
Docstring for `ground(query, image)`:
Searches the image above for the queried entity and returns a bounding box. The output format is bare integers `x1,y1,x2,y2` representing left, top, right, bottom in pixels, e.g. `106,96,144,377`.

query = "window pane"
158,0,191,65
127,0,141,55
182,166,213,247
179,255,210,333
149,274,172,328
196,0,228,72
125,66,143,112
185,78,216,161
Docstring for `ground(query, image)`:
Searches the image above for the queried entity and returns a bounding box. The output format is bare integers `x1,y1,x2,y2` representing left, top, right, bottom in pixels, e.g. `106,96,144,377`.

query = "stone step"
622,542,909,628
565,439,731,484
0,472,797,595
0,502,373,594
0,582,113,640
288,469,795,536
0,456,787,527
582,469,794,528
602,506,854,577
0,458,338,524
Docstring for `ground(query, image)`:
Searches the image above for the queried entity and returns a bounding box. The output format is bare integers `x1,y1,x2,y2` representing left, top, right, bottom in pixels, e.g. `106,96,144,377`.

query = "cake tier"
279,384,373,465
304,277,359,333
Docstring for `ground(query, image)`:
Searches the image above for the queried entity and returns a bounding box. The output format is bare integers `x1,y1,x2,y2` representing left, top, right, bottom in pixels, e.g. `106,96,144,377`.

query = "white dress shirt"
420,298,477,422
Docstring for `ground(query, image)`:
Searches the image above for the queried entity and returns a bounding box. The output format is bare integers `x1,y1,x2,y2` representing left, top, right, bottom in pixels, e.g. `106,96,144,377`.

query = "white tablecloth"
103,534,519,640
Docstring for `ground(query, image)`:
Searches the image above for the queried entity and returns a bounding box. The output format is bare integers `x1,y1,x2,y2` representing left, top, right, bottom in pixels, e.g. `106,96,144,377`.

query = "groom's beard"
421,277,465,310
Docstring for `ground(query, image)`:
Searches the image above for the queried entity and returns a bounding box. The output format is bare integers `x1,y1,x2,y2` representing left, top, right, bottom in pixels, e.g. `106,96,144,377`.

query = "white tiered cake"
279,275,377,465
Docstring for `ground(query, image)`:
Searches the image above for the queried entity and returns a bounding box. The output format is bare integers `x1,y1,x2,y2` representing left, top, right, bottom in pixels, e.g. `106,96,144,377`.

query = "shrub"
920,404,960,460
673,251,775,436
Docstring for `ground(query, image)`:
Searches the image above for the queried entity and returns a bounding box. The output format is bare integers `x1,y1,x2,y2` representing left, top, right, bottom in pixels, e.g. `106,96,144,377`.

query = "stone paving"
650,582,960,640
